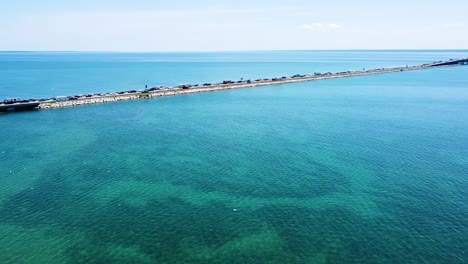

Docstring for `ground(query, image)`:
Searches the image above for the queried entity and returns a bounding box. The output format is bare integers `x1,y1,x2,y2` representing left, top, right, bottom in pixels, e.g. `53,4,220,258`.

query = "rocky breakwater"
35,58,465,111
37,82,286,110
38,94,143,109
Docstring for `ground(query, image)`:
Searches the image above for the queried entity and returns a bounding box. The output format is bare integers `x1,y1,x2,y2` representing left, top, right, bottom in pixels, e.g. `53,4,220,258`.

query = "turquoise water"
1,50,467,99
0,51,468,263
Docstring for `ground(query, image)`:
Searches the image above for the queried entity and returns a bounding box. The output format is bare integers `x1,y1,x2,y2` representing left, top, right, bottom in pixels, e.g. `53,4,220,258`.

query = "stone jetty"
1,57,467,112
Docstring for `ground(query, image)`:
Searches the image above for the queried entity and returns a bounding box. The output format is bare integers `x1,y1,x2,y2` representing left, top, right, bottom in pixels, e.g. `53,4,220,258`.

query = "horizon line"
1,49,468,53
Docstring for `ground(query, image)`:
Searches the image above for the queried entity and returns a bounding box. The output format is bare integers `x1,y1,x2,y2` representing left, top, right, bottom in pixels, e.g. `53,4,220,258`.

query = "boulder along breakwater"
1,58,467,112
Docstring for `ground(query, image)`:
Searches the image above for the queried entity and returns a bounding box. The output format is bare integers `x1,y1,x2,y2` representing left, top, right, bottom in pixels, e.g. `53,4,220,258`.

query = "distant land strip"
1,58,467,113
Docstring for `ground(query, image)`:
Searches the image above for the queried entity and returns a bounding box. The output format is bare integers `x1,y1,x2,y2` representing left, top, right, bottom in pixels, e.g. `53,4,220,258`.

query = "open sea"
0,50,467,264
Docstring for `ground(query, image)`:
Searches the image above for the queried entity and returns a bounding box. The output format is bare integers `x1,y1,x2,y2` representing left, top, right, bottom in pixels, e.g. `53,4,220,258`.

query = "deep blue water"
0,51,467,263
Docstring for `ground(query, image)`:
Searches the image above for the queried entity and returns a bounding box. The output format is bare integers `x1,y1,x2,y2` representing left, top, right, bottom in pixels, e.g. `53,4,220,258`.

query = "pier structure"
1,58,467,113
430,58,468,66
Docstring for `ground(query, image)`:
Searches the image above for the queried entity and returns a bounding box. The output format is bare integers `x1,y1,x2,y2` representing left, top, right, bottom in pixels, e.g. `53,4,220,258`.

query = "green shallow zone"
0,183,380,264
0,107,466,263
0,224,83,264
1,131,450,264
0,123,386,263
2,166,460,264
0,119,97,201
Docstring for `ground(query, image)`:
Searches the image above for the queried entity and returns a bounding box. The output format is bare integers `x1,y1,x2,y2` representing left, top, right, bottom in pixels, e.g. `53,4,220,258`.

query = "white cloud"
301,23,341,31
1,5,467,51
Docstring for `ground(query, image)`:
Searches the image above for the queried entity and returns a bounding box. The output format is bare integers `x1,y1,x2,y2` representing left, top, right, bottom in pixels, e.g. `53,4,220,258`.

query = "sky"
0,0,467,51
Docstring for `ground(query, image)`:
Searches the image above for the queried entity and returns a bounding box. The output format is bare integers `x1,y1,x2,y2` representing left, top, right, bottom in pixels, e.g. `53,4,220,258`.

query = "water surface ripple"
0,51,467,264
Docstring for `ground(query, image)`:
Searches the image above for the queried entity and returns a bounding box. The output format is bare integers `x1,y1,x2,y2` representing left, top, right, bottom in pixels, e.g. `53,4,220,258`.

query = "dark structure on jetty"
0,101,40,112
430,58,468,66
1,58,467,113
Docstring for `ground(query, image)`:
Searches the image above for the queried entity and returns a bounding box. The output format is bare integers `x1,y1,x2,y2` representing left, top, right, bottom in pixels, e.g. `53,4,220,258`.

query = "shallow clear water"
0,51,467,263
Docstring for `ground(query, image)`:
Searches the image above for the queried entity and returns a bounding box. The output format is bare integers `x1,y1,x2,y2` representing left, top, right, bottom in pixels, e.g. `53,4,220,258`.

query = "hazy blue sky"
1,0,467,51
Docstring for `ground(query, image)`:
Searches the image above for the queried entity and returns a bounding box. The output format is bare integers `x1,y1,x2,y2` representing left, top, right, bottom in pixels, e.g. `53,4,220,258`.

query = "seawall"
36,64,441,110
1,58,466,112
